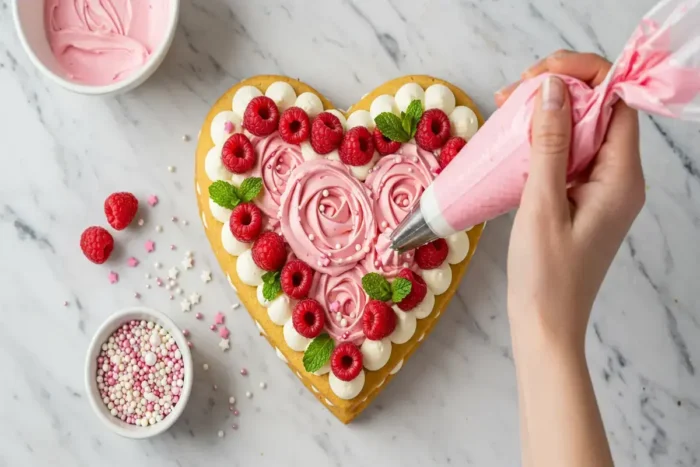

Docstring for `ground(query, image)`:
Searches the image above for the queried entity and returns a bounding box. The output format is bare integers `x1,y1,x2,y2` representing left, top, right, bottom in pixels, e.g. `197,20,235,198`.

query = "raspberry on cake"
292,299,325,338
311,112,344,154
416,109,451,151
222,133,256,174
244,96,280,136
439,136,467,169
415,238,449,269
252,232,287,271
331,343,363,381
394,269,428,311
362,300,397,340
373,127,401,156
281,260,314,299
278,107,310,144
339,126,374,166
229,203,263,242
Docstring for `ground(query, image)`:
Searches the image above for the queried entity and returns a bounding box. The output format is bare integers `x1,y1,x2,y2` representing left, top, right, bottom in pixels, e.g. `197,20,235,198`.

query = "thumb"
524,75,572,218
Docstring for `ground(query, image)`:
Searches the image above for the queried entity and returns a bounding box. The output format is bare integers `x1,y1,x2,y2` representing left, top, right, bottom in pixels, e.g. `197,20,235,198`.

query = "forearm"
510,313,613,467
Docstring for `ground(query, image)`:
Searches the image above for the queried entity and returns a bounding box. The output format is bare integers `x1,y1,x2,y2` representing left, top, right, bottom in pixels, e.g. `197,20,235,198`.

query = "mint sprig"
303,333,335,373
374,99,423,143
362,272,392,301
262,271,282,301
391,277,413,303
208,176,263,210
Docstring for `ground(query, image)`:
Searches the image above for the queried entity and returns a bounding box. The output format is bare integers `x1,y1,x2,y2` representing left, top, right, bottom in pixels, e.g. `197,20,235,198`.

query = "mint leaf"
362,272,392,301
239,177,263,202
374,112,410,143
404,99,424,137
303,334,335,373
391,277,413,303
262,270,279,284
209,180,240,209
262,279,282,301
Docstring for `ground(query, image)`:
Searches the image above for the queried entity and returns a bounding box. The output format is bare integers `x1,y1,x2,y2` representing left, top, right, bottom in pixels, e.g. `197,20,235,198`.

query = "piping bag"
391,0,700,252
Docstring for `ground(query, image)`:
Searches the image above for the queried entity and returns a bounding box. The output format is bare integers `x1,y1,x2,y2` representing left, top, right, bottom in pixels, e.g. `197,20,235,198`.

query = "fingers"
522,76,572,223
495,51,611,107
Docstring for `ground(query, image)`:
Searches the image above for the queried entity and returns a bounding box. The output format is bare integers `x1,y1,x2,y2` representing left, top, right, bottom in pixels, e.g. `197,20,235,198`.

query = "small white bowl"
85,307,193,439
12,0,180,96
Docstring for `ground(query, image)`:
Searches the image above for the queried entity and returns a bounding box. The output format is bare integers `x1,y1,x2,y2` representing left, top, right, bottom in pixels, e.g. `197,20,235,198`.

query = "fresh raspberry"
251,232,287,271
104,192,138,230
222,133,256,174
243,96,279,136
292,299,325,338
438,136,466,169
281,260,314,299
310,112,343,154
80,226,114,264
395,269,428,311
362,300,397,340
331,343,363,381
415,109,451,151
339,126,374,166
278,107,310,144
415,238,449,269
373,127,401,156
229,203,263,242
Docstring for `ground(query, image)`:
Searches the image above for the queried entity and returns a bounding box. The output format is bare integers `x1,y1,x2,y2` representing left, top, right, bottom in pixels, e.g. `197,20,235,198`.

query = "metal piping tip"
390,203,439,253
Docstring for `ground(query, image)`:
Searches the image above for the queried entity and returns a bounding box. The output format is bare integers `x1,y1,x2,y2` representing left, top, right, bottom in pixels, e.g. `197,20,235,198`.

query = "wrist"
508,305,587,361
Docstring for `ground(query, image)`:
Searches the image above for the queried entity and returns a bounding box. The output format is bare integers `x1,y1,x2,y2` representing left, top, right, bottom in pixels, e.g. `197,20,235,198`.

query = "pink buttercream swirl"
362,232,417,278
279,159,376,275
311,264,368,344
365,143,439,232
251,132,305,219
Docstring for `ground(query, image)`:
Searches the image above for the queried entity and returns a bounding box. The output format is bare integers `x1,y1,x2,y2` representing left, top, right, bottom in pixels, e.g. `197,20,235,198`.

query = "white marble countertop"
1,0,699,465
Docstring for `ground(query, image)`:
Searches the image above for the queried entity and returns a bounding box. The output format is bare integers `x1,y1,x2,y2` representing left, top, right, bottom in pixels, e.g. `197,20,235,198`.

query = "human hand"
502,51,645,351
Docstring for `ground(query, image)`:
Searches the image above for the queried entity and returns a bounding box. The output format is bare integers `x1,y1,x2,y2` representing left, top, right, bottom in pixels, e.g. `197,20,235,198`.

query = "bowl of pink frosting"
12,0,179,95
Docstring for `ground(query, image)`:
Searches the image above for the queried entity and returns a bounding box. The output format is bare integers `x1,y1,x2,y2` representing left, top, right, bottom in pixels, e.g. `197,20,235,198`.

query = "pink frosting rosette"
365,143,439,232
361,231,417,278
279,159,376,275
311,264,368,344
251,133,305,220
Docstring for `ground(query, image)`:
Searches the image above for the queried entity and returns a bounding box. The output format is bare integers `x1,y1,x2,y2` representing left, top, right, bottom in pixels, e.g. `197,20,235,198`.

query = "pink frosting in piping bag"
45,0,171,85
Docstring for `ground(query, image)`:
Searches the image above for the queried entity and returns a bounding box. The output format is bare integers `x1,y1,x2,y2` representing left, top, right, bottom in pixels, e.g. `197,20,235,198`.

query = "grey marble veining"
1,0,699,466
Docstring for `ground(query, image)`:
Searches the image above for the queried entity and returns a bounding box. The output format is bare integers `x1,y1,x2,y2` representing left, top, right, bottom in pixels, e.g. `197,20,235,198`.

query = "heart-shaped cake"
195,75,485,423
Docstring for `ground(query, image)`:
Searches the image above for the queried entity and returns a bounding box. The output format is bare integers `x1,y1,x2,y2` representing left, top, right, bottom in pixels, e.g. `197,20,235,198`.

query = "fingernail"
542,76,565,110
495,80,520,97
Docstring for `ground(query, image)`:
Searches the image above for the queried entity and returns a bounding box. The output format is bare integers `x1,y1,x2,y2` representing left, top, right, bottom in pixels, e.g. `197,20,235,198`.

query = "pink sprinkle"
156,278,163,286
169,295,174,300
137,218,144,226
171,216,178,222
170,244,176,250
224,121,234,133
182,329,190,337
209,324,217,331
62,300,69,307
233,409,240,416
127,257,139,267
187,341,193,348
240,368,248,376
330,301,340,313
145,240,155,253
147,195,159,207
231,423,238,430
214,312,225,325
219,326,230,339
134,292,141,299
108,271,119,284
213,385,218,391
195,313,203,320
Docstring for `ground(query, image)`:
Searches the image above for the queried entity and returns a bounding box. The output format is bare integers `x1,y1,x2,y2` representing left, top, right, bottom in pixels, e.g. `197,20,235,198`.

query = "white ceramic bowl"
12,0,180,96
85,307,193,439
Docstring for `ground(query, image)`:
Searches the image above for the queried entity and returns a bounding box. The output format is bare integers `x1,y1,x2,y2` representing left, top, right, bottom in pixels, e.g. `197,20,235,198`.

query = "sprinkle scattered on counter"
167,166,176,173
201,270,212,283
147,195,159,207
259,382,267,389
137,218,145,226
203,363,209,371
218,339,230,351
108,271,119,284
240,368,248,376
145,240,155,253
156,225,163,233
127,257,139,267
245,391,253,399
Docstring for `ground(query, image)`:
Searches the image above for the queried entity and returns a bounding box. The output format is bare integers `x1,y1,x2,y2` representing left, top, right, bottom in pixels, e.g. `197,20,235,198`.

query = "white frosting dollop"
300,141,323,161
326,109,347,130
268,295,292,325
360,338,392,371
232,86,263,118
236,249,265,286
295,92,323,118
420,261,452,295
424,84,456,114
265,81,297,111
410,289,435,319
446,231,470,264
313,364,330,376
349,153,380,181
221,223,250,256
256,283,272,307
394,83,425,112
389,310,417,344
370,94,399,120
208,198,232,224
329,370,365,400
210,111,242,146
449,106,479,140
283,318,310,351
346,110,375,130
205,146,231,182
389,359,403,375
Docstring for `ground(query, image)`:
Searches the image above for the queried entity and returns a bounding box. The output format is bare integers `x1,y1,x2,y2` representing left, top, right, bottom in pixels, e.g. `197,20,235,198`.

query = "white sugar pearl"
319,205,325,213
259,382,267,389
355,244,361,251
144,352,157,366
246,391,253,399
203,364,209,371
218,430,225,438
229,396,236,404
322,189,329,197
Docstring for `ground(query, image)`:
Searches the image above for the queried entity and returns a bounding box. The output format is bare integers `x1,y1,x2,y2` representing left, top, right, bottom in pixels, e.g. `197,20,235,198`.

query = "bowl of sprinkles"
85,307,193,438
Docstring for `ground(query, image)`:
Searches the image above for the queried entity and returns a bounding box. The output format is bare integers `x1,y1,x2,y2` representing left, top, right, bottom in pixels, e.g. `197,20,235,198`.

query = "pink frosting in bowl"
279,159,376,276
311,265,368,344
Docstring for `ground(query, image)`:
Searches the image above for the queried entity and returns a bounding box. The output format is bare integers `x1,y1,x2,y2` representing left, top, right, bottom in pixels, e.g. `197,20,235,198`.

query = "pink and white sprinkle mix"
95,320,186,427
